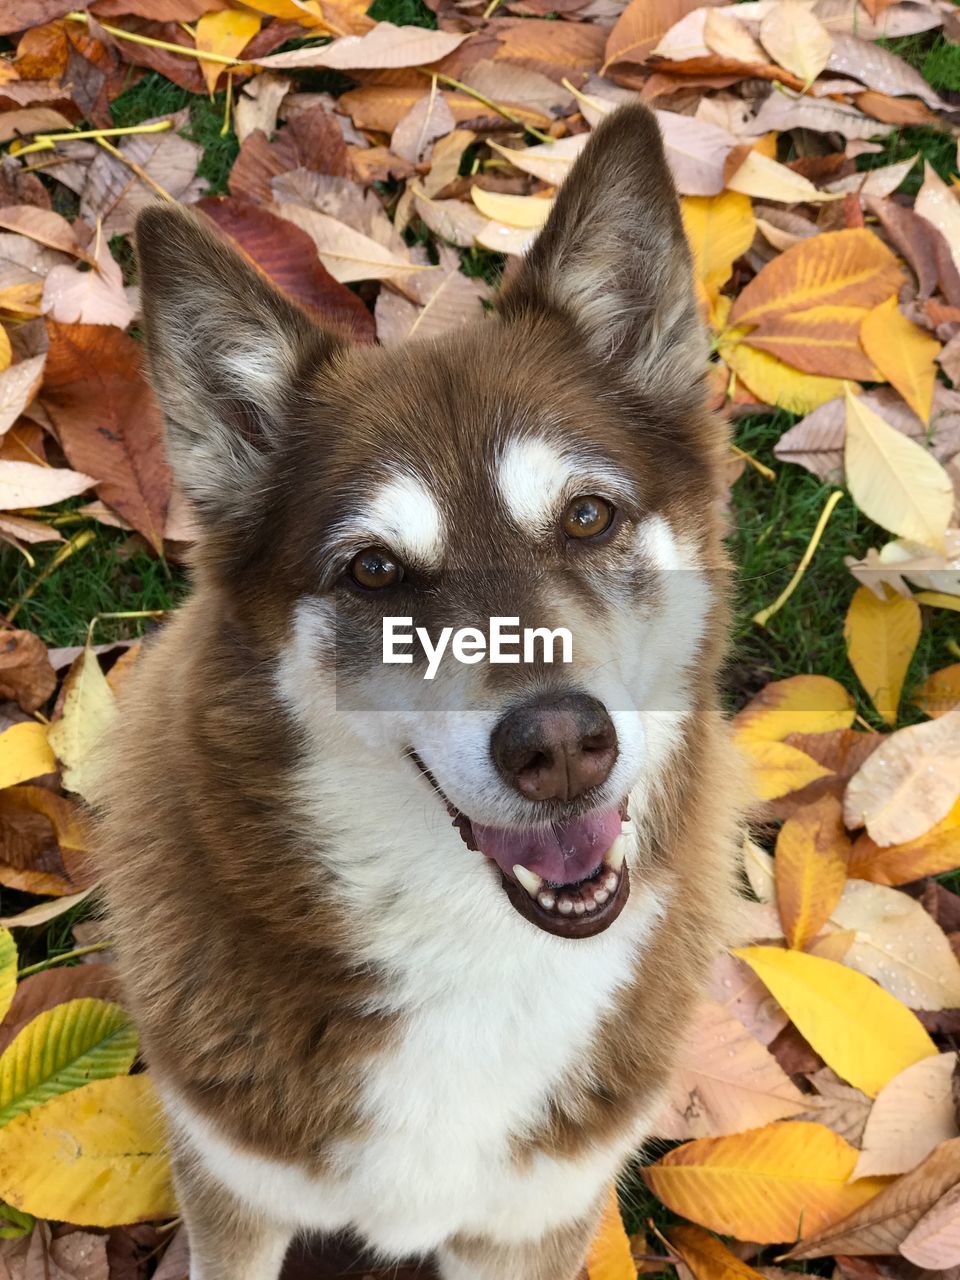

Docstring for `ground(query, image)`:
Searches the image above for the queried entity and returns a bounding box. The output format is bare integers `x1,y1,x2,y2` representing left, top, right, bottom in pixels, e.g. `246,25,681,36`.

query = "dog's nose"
490,694,618,802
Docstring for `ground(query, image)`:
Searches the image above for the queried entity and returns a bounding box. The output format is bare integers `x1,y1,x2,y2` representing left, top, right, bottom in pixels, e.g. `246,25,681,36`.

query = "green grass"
367,0,436,25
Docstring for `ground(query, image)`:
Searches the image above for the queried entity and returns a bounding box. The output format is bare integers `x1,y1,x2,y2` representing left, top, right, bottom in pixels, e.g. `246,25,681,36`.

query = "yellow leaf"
718,328,849,414
238,0,330,25
733,674,856,743
195,10,262,94
642,1121,887,1243
0,931,16,1026
585,1185,634,1280
0,721,54,789
667,1225,767,1280
735,946,936,1096
0,326,10,374
737,303,881,380
860,296,940,423
681,192,755,306
47,639,116,803
843,585,920,724
915,664,960,718
740,739,832,801
775,795,849,950
0,1075,175,1227
844,385,953,553
759,0,832,84
727,152,840,205
915,590,960,611
848,795,960,885
469,187,553,229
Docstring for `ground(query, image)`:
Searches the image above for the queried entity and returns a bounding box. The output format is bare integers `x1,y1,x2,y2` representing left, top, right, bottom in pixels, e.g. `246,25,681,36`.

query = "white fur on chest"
166,782,668,1258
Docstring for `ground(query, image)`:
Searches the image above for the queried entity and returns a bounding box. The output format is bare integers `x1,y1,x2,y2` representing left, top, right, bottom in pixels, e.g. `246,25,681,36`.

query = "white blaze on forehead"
360,473,445,567
497,437,580,531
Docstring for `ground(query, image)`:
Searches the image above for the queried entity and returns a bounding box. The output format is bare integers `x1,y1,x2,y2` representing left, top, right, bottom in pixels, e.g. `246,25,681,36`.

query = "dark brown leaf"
0,0,76,37
229,108,351,205
198,197,376,342
40,322,171,554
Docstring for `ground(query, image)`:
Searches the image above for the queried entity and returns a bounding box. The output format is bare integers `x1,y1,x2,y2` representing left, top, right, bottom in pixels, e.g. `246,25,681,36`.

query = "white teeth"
557,896,573,915
603,870,618,893
621,817,635,838
513,865,544,899
537,891,556,910
604,835,625,873
593,887,610,905
584,898,598,912
573,900,586,915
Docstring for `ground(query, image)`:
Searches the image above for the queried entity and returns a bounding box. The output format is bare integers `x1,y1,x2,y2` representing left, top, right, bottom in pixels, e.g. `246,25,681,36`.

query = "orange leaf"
585,1185,635,1280
738,305,882,380
915,664,960,719
775,795,850,949
603,0,699,70
641,1122,887,1243
860,296,941,423
848,795,960,885
666,1226,767,1280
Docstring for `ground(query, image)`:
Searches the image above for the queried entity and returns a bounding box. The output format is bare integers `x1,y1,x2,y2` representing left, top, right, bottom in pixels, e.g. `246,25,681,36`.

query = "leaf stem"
731,443,775,481
95,134,176,202
17,941,112,980
753,490,844,628
418,68,554,145
9,119,172,158
65,11,247,66
6,529,96,624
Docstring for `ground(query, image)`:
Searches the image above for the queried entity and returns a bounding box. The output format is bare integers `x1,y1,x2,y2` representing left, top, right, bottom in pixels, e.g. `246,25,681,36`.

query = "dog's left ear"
499,104,705,410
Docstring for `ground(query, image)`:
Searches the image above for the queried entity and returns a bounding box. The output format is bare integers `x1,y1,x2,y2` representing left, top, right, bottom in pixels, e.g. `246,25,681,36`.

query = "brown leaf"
40,322,171,554
391,91,456,165
901,1181,960,1269
0,206,92,261
229,108,350,205
94,17,205,93
827,33,947,110
0,963,118,1056
603,0,701,71
197,197,375,342
865,196,960,304
770,728,883,821
798,1068,872,1146
91,0,228,18
0,0,78,36
234,72,292,146
855,90,939,127
785,1137,960,1258
493,18,606,81
80,122,206,237
0,629,54,713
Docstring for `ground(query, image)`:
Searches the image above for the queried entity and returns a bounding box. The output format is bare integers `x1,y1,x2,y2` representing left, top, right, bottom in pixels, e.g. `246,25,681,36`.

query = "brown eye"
350,548,402,590
562,496,614,540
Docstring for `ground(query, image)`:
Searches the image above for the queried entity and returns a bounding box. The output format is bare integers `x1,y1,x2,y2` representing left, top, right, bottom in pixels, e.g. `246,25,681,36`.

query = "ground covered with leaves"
1,0,960,1276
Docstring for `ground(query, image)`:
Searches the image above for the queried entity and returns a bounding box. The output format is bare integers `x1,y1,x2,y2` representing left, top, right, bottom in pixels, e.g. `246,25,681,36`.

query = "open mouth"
409,752,630,939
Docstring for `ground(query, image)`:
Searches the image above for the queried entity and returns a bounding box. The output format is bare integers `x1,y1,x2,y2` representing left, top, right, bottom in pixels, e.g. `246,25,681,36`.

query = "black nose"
490,694,618,803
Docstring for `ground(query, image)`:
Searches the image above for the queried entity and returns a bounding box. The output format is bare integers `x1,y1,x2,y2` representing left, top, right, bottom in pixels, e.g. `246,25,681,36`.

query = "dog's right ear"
135,204,342,528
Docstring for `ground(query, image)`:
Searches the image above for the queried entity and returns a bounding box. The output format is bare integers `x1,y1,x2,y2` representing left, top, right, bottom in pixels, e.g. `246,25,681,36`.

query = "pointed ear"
498,104,705,409
135,204,343,526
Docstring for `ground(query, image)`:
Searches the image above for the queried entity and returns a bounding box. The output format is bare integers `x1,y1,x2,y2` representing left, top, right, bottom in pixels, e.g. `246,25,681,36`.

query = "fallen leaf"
666,1225,767,1280
681,190,755,312
47,641,116,803
0,354,44,438
80,127,206,238
390,91,456,165
197,196,375,341
656,997,807,1139
0,1074,175,1227
827,33,947,110
719,333,849,413
584,1184,634,1280
843,585,920,725
0,931,16,1027
0,888,94,930
733,675,856,743
258,23,467,70
41,234,137,329
0,208,92,263
844,384,953,553
860,296,940,423
703,9,766,64
234,71,291,145
489,135,588,187
195,9,261,95
900,1180,960,1268
844,707,960,845
0,998,138,1128
0,722,54,789
799,1066,872,1144
830,879,960,1010
376,253,489,346
854,1053,959,1178
776,795,849,950
655,110,735,196
642,1121,887,1243
40,322,171,553
735,945,936,1096
0,629,55,712
410,187,488,249
739,738,833,801
915,161,960,282
785,1136,960,1258
915,664,960,719
230,108,350,205
0,459,94,511
751,90,894,141
759,0,832,84
604,0,701,69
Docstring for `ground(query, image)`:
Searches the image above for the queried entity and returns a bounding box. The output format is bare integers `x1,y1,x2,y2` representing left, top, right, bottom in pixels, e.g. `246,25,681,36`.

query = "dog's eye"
350,548,403,590
562,496,614,540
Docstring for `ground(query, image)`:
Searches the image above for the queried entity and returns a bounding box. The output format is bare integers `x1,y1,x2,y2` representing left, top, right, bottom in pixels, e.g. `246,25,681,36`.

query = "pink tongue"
471,809,621,885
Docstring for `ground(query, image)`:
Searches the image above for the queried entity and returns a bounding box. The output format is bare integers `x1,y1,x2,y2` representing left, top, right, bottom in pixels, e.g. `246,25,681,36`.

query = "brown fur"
94,104,743,1279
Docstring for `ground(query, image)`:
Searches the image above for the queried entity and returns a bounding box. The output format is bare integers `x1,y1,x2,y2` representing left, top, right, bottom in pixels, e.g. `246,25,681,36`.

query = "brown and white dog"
95,105,743,1280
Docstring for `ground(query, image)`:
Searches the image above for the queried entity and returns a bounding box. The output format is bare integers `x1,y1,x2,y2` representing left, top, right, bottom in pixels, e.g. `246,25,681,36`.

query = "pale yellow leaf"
257,22,467,70
739,738,832,801
727,151,841,204
733,674,856,743
854,1053,959,1178
735,945,936,1096
719,331,849,413
0,721,54,788
844,385,953,552
47,641,116,803
469,187,553,229
760,0,833,83
0,1075,175,1227
915,161,960,280
843,584,920,724
488,135,587,187
0,461,95,511
703,9,766,62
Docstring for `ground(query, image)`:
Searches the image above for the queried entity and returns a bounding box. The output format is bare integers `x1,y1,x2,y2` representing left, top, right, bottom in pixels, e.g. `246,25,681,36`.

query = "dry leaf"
735,945,936,1096
733,674,856,743
759,0,832,84
275,199,430,282
785,1136,960,1258
900,1180,960,1268
0,354,45,438
584,1185,634,1280
390,91,456,166
47,641,116,803
642,1121,888,1243
489,135,588,187
843,585,920,725
234,72,292,146
376,252,489,346
0,629,55,712
844,385,953,553
681,190,755,312
844,707,960,845
915,162,960,282
257,23,467,70
195,9,261,95
666,1225,767,1280
0,459,94,510
655,110,735,196
41,234,137,329
739,738,833,801
776,795,849,950
751,91,894,141
703,10,766,64
855,1053,959,1178
915,664,960,719
827,33,947,110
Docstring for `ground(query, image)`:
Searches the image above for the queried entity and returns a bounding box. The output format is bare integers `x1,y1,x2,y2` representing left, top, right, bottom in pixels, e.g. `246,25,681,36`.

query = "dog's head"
135,105,729,941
